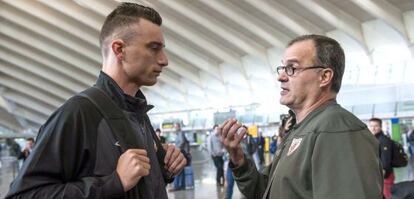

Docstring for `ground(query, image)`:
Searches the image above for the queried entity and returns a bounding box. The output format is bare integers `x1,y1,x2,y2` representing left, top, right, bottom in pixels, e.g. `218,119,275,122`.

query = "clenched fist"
116,149,150,192
163,144,187,176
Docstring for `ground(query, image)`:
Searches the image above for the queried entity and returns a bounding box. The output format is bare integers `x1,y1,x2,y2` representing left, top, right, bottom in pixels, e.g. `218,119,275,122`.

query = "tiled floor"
1,153,414,199
167,158,243,199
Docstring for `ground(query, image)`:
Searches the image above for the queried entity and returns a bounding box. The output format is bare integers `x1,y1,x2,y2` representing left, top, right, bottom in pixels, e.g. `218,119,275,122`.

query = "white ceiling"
1,0,414,132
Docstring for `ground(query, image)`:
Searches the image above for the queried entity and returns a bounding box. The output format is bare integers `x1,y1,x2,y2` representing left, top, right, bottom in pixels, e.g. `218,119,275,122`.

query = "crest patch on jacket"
287,138,302,156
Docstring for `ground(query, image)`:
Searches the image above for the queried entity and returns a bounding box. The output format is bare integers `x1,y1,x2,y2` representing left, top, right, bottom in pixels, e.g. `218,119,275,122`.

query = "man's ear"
111,39,124,60
320,68,334,88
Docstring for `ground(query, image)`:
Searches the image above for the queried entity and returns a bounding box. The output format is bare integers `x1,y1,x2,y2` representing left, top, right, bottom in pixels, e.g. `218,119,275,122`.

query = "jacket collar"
375,131,385,138
94,71,154,114
292,100,337,130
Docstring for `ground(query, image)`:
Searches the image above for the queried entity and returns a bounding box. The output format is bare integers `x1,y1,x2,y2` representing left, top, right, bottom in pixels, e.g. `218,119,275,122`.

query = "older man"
7,3,186,199
219,35,383,199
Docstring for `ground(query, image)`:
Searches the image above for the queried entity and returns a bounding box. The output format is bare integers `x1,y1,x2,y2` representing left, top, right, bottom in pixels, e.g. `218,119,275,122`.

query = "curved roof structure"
1,0,414,133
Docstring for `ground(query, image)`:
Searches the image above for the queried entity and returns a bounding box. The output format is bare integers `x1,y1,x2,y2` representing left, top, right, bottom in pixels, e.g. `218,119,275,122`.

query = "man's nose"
158,50,168,67
277,71,288,82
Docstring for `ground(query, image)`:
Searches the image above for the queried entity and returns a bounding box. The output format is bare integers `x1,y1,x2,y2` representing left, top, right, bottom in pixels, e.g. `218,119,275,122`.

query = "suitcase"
184,165,194,189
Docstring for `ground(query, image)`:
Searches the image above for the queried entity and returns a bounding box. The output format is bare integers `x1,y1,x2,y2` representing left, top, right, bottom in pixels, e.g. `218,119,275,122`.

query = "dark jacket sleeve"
379,135,393,177
6,97,125,199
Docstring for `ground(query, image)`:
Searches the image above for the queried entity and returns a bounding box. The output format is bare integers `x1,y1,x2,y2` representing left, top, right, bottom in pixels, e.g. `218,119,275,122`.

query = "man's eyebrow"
146,41,165,47
282,59,299,65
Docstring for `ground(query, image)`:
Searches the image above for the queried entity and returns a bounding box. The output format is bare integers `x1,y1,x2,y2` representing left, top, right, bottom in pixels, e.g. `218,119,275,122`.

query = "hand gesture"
218,119,247,166
163,144,187,175
116,149,150,192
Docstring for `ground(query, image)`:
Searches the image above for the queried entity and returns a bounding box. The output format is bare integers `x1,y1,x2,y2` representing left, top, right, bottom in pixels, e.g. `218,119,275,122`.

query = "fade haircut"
99,2,162,57
287,34,345,93
369,118,382,127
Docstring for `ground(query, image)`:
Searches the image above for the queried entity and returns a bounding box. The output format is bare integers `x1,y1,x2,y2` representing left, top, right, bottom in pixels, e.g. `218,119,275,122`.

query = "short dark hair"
26,138,35,142
369,118,382,127
213,124,218,129
287,34,345,93
155,128,161,133
99,2,162,56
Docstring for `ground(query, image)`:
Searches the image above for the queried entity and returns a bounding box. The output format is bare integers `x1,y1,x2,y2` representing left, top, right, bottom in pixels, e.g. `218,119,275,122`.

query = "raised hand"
218,119,247,166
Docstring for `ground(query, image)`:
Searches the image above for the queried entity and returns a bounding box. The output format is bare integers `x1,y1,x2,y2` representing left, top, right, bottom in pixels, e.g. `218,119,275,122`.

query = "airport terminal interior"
1,0,414,198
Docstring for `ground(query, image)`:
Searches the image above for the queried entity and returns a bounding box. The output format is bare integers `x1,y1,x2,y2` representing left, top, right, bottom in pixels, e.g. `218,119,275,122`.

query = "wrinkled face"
122,19,168,87
369,121,382,135
277,40,321,109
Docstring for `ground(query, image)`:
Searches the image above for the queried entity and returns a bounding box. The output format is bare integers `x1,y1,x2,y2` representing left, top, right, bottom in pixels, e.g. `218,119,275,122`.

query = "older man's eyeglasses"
276,65,326,76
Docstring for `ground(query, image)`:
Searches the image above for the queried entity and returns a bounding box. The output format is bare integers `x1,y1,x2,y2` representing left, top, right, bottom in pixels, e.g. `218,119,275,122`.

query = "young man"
219,35,383,199
369,117,394,199
6,3,186,199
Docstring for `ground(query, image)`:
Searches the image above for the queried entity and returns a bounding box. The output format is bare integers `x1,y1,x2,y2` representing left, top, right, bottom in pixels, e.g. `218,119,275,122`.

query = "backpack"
391,140,408,168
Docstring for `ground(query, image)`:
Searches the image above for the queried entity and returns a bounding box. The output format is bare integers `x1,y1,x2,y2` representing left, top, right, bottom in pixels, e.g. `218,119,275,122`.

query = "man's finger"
163,144,174,164
126,149,147,156
222,119,237,139
218,119,230,139
136,155,150,164
168,153,183,172
226,122,243,141
235,128,247,144
172,157,187,174
165,148,179,167
139,161,151,170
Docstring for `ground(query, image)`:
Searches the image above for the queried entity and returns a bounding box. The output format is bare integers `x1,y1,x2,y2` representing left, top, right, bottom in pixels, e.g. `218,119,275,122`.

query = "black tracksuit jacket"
6,72,167,199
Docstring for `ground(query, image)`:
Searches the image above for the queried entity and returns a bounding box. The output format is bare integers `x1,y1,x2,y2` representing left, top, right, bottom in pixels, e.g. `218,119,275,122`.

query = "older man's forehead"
283,41,315,63
281,58,299,65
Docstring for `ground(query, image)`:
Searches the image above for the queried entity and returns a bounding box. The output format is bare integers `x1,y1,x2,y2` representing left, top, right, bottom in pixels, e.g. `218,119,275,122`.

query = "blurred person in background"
369,118,394,199
155,128,166,144
206,124,225,186
257,133,265,166
407,129,414,157
5,138,20,158
170,123,190,191
270,113,295,158
18,138,35,162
